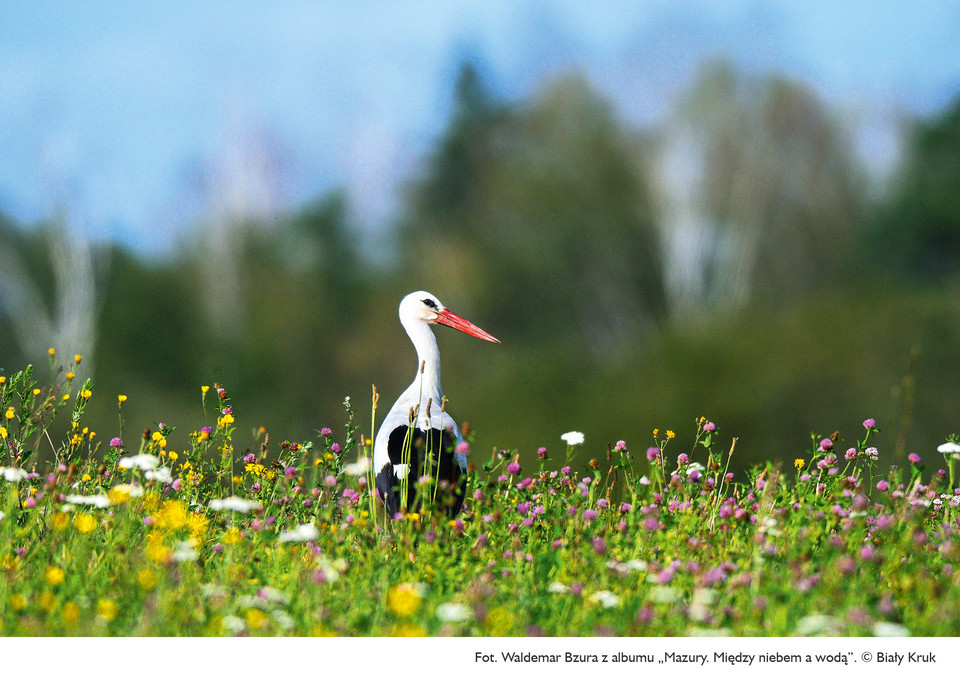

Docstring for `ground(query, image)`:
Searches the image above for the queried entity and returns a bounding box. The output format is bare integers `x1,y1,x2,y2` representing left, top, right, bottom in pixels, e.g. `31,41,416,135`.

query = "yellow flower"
386,583,423,618
1,554,17,572
118,394,127,404
74,513,97,534
155,500,187,530
45,566,66,586
188,513,209,539
51,511,70,530
4,407,14,420
80,472,91,481
201,385,210,394
168,451,179,462
62,394,70,402
391,623,427,637
0,427,6,439
62,601,80,623
0,376,5,384
80,388,92,399
39,592,57,612
32,388,41,396
223,527,243,545
137,568,158,590
107,487,129,506
66,372,75,380
245,608,267,630
794,458,806,469
9,593,27,611
146,543,172,564
48,347,55,356
666,430,676,440
74,354,83,364
218,414,234,427
97,598,118,621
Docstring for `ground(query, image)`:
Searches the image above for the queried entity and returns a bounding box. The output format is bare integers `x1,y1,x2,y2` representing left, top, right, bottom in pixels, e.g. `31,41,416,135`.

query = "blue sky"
2,1,959,250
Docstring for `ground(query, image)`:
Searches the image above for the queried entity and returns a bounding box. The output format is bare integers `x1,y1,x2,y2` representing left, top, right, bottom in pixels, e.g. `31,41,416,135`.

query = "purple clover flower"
109,437,123,448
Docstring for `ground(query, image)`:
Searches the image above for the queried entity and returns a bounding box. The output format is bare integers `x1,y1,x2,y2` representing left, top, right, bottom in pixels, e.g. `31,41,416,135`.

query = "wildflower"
537,446,547,460
863,418,876,429
155,500,188,529
209,496,260,513
876,480,889,492
646,447,660,461
938,442,960,459
794,458,805,469
2,467,28,482
62,601,80,623
39,592,57,612
666,430,676,440
561,431,585,446
223,528,244,545
873,621,910,638
908,453,922,464
386,583,424,617
118,454,159,471
588,590,621,608
48,347,55,356
845,448,857,461
173,540,199,562
615,440,627,451
80,389,92,399
703,422,716,432
109,437,123,448
138,568,158,590
65,494,110,508
74,513,97,534
4,406,14,420
819,438,834,452
436,603,472,622
201,385,210,394
0,427,6,439
278,523,319,543
97,598,118,622
865,447,879,460
507,461,521,475
45,566,66,586
218,414,234,427
343,457,371,477
583,509,597,521
145,466,173,484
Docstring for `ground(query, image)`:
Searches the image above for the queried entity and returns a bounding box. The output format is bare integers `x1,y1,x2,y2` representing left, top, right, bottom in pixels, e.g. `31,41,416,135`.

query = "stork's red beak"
435,309,500,343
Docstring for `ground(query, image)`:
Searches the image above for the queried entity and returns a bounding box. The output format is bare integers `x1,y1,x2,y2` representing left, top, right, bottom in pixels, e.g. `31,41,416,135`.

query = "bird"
373,291,499,518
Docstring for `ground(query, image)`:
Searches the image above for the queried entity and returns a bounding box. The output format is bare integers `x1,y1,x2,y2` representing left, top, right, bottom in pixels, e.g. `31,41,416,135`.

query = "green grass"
0,357,957,637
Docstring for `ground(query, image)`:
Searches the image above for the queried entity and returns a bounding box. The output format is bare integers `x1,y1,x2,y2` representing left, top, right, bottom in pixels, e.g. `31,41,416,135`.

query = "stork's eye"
422,298,437,309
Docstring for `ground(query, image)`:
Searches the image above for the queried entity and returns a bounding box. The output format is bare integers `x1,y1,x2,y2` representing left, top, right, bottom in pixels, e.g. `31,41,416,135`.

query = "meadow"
1,354,959,637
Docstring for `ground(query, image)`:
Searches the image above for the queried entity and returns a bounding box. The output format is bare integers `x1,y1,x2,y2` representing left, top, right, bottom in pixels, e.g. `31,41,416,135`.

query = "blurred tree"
0,212,102,370
654,60,865,318
402,63,664,358
868,96,960,278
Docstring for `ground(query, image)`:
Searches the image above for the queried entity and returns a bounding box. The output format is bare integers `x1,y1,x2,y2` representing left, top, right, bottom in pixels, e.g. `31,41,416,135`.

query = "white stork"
373,291,499,517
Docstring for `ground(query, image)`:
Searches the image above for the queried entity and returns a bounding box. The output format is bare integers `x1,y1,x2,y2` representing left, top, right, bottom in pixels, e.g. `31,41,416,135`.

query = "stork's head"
399,291,500,343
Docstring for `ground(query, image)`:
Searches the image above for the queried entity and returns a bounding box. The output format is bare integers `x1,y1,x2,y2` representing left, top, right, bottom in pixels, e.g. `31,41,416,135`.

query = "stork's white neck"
402,316,443,401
